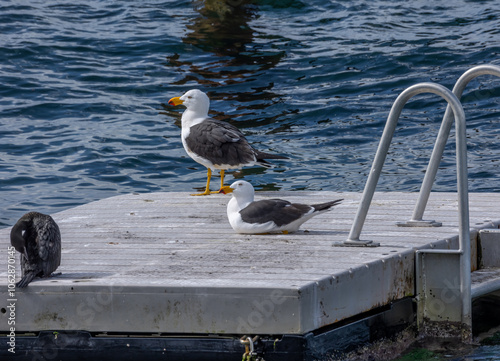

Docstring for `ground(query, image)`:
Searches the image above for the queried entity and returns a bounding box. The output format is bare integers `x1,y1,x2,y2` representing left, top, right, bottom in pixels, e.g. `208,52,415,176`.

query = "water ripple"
1,0,500,227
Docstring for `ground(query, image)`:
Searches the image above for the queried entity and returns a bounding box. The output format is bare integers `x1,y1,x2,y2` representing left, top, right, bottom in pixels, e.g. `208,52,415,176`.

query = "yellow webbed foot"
191,169,213,196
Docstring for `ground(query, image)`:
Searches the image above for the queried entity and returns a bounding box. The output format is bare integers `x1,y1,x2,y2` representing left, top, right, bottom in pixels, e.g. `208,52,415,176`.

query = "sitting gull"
219,180,342,234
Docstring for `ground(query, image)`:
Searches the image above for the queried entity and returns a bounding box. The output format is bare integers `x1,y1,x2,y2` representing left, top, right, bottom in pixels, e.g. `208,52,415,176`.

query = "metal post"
454,87,472,333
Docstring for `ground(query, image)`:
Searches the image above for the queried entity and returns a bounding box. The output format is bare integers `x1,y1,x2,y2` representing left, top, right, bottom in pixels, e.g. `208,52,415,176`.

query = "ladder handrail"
344,82,468,247
342,81,471,330
411,64,500,222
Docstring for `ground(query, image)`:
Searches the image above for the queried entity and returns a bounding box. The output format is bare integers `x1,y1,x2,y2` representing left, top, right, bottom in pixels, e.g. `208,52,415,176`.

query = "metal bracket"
395,220,442,227
415,249,465,336
333,240,380,247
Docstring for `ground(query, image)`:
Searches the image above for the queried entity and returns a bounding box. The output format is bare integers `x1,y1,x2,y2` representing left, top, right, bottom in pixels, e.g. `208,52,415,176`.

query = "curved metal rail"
336,65,500,338
403,64,500,225
341,82,468,247
337,81,472,333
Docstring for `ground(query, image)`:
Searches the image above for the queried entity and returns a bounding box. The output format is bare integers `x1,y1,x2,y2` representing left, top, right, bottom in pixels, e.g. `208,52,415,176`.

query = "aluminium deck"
0,191,499,335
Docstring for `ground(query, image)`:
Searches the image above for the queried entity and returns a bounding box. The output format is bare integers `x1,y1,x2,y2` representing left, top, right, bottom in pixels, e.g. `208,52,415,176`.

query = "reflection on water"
162,0,289,192
166,0,285,121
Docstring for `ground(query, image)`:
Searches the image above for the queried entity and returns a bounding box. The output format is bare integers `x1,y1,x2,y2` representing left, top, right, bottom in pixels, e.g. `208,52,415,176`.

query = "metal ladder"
335,64,500,340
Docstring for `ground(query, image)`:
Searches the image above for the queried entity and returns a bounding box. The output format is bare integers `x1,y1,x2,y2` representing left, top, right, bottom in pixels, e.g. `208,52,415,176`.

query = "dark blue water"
1,1,500,356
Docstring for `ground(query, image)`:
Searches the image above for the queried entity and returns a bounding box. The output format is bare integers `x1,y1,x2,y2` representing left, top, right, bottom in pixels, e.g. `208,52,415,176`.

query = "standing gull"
10,212,61,288
168,89,286,196
219,180,343,234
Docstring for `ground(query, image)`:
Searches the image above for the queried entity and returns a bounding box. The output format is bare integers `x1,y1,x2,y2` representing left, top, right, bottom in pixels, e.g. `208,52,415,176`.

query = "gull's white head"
230,180,254,197
219,180,255,200
168,89,210,116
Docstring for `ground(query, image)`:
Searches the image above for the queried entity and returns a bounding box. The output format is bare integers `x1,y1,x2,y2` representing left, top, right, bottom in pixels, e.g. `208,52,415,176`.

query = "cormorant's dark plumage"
10,211,61,288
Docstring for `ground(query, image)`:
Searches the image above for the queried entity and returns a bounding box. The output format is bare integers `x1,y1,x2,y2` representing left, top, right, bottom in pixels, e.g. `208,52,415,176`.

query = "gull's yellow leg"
191,168,213,196
210,169,224,194
212,169,225,194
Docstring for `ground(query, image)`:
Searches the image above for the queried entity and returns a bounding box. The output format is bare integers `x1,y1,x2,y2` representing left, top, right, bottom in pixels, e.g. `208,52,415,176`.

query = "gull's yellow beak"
168,96,183,106
218,186,234,194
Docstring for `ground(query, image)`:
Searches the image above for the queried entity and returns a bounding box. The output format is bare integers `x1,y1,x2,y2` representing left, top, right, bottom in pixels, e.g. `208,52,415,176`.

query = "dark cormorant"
10,211,61,288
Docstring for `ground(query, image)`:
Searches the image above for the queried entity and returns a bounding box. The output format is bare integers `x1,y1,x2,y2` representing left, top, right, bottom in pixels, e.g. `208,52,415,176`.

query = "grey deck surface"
0,191,499,335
